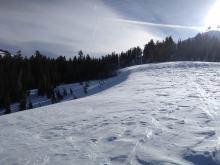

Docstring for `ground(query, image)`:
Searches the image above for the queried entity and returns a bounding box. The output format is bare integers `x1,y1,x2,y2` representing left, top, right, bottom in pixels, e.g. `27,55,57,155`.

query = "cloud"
0,0,158,57
103,0,215,25
103,0,216,40
114,19,204,31
0,0,217,57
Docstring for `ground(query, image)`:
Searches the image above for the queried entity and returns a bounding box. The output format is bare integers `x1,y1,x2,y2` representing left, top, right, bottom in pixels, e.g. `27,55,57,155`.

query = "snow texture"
1,62,220,165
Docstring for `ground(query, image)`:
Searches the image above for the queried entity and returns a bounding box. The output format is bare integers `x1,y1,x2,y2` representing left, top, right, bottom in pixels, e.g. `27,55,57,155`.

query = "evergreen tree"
70,88,73,95
4,94,11,114
28,99,33,109
56,89,63,102
51,89,57,104
63,88,67,97
19,91,27,111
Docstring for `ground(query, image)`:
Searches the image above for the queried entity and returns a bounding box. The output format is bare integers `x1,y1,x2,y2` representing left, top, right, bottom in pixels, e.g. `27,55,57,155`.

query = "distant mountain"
0,49,11,56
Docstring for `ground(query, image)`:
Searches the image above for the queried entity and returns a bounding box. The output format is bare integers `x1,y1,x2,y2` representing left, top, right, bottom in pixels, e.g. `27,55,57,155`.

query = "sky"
0,0,218,57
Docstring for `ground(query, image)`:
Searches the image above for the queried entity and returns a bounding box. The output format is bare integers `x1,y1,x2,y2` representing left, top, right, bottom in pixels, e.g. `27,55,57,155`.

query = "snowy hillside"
0,80,109,115
1,62,220,165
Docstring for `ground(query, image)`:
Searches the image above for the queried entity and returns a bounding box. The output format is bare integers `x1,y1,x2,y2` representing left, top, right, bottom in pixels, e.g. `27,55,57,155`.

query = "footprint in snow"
106,136,117,142
109,155,128,163
90,138,98,143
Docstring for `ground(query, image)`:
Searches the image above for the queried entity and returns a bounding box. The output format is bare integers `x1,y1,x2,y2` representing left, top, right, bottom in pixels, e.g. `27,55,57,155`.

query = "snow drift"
1,62,220,165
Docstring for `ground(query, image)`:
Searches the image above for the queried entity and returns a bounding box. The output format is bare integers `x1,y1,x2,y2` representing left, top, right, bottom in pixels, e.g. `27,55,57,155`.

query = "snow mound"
1,62,220,165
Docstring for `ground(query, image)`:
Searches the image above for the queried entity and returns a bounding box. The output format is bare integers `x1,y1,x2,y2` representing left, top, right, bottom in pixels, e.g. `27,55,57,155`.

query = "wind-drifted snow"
1,62,220,165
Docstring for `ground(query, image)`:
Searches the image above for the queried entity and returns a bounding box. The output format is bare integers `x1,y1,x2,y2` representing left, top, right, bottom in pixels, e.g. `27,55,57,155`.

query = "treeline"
0,50,120,114
2,31,220,114
143,32,220,62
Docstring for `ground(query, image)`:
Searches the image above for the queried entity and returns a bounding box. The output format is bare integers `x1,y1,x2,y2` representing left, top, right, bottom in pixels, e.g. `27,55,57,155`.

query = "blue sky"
0,0,217,57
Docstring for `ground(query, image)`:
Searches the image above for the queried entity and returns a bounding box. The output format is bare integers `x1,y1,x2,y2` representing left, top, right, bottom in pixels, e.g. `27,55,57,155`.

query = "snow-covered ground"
1,62,220,165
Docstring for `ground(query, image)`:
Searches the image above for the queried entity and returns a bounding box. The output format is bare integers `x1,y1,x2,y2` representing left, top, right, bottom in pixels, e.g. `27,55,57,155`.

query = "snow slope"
1,62,220,165
0,80,111,115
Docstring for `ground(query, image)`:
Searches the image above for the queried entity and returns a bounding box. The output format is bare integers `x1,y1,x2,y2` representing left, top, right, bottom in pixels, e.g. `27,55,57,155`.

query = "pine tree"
28,99,33,109
4,94,11,114
19,92,27,111
63,88,67,97
56,89,63,102
70,88,73,95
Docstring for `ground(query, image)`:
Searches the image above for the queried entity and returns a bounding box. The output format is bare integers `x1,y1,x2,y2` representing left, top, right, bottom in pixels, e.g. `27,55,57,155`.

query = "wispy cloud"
0,0,158,57
0,0,216,57
114,19,204,31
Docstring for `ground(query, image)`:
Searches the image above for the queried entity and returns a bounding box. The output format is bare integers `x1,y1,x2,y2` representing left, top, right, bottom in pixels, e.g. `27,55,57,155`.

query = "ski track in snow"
1,62,220,164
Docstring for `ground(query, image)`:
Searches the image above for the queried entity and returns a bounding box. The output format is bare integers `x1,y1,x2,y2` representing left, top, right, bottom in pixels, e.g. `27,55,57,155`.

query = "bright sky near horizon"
0,0,218,57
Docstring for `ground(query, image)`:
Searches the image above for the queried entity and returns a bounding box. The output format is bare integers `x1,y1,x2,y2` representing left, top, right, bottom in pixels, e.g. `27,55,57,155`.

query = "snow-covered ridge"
1,62,220,165
121,61,220,73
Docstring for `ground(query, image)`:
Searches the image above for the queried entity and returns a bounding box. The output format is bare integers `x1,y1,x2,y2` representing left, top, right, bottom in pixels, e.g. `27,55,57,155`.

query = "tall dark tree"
19,91,27,111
